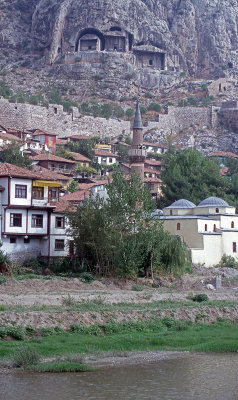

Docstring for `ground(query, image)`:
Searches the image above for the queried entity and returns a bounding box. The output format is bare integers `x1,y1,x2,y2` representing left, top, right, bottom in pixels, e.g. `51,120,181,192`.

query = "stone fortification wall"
0,98,130,138
145,106,211,135
0,98,215,140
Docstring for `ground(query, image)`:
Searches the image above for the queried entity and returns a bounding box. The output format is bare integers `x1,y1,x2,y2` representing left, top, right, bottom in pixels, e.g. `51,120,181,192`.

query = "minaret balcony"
129,148,147,158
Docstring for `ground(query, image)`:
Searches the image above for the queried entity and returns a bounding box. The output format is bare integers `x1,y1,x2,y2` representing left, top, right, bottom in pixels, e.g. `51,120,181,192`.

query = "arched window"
177,223,181,231
204,224,207,231
231,221,235,228
213,224,216,232
215,208,219,213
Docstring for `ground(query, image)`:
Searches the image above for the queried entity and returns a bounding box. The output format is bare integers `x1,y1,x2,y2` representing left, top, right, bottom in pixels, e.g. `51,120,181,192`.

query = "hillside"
1,0,238,99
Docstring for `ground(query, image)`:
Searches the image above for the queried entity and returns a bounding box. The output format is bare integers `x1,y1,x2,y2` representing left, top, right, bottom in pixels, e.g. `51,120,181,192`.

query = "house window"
177,223,181,231
55,239,64,250
32,214,43,228
55,216,65,229
215,208,219,213
33,187,44,200
233,242,237,253
213,224,216,232
10,237,16,244
109,158,113,163
170,210,172,215
231,221,235,228
149,59,153,66
49,188,58,200
102,157,107,163
54,107,57,114
10,213,22,227
205,224,207,231
15,185,27,199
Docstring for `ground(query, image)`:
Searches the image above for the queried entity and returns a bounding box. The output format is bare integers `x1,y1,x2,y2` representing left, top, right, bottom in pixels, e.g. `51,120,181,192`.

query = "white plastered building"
0,163,70,263
161,197,238,267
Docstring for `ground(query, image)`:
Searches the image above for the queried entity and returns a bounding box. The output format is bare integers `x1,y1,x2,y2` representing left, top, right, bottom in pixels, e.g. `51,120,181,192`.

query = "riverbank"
0,318,238,373
0,266,238,373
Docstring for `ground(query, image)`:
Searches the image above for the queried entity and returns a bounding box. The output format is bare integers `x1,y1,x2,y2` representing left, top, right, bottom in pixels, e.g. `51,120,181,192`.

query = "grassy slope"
1,320,238,360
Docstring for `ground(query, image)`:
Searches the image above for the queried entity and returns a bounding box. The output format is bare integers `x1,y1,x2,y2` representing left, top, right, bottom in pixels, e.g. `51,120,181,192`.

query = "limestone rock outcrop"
1,0,238,93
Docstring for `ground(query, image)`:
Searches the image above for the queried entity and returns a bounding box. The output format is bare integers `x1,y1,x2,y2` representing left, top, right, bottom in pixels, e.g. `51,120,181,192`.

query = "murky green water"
1,353,238,400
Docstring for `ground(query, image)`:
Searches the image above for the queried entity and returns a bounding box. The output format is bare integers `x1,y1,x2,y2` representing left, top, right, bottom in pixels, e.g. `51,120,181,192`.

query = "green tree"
68,180,79,193
0,142,32,169
68,171,188,277
148,103,161,112
66,140,94,160
159,149,233,208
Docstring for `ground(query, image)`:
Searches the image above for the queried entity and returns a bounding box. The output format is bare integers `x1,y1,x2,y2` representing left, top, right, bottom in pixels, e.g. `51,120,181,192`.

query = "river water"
1,353,238,400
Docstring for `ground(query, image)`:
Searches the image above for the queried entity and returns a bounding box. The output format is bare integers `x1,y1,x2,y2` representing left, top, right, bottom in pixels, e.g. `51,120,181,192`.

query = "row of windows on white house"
8,236,65,250
10,213,65,228
176,223,237,253
176,222,236,231
15,185,58,200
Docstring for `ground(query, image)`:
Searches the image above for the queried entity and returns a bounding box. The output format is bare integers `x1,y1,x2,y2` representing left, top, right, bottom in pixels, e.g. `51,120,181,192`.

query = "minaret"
129,102,147,181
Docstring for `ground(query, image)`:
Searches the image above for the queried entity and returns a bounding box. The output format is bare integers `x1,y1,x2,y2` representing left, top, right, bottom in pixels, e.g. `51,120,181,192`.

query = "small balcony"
129,149,147,157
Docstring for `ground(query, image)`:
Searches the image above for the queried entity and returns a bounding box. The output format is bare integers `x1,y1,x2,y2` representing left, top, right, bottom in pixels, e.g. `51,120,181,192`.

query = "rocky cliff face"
1,0,238,94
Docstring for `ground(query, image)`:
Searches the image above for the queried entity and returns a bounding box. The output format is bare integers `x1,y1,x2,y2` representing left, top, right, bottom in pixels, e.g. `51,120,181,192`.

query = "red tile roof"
0,132,21,141
94,149,118,158
61,190,90,203
145,159,162,166
33,165,71,181
0,163,39,179
69,152,91,162
209,151,238,159
144,177,162,183
31,153,76,164
56,138,67,145
144,167,161,174
78,180,108,190
144,142,167,148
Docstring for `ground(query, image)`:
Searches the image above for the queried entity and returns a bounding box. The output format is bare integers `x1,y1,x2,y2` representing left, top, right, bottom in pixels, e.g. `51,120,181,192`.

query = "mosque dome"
197,197,230,207
166,199,196,209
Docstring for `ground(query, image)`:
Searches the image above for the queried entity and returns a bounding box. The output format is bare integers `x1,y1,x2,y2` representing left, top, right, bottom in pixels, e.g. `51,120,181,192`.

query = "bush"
12,346,41,367
125,108,134,118
79,272,95,283
192,294,209,302
216,255,238,269
148,103,161,112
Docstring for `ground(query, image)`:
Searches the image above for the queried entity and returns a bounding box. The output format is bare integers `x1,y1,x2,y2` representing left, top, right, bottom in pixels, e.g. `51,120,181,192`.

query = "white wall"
10,178,32,206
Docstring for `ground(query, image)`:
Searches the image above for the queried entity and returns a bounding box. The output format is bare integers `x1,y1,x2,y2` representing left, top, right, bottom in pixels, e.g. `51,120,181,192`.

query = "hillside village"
0,98,238,269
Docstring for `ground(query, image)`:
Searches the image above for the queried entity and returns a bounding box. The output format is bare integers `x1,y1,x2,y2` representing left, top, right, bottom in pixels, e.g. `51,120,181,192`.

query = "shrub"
12,346,41,367
132,284,144,291
0,276,7,285
62,294,77,307
125,108,134,118
79,272,95,283
148,103,161,112
216,255,238,269
192,294,209,302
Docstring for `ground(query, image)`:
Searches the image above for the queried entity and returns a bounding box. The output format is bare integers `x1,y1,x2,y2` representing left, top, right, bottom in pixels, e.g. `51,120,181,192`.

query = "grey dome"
197,197,229,207
166,199,196,209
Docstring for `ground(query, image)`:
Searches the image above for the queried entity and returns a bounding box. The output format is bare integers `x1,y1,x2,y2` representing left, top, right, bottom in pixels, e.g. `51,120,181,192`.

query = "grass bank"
1,318,238,364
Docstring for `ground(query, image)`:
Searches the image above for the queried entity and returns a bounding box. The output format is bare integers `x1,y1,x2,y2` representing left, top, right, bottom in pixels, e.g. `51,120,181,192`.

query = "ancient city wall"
0,98,130,138
146,107,211,134
0,98,214,139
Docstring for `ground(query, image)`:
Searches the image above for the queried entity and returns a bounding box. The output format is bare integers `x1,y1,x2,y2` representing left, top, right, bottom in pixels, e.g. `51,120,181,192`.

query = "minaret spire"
129,101,146,182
